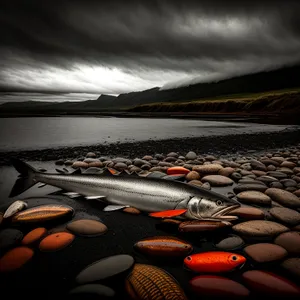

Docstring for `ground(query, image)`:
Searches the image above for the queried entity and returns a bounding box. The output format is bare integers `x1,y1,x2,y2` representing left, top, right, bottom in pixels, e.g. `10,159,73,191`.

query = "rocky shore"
1,128,300,166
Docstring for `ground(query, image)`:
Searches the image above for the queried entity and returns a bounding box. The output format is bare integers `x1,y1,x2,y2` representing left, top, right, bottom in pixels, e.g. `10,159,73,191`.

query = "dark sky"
1,0,300,98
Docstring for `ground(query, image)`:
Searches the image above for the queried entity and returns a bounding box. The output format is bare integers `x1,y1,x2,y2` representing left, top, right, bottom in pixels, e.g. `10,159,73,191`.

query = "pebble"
269,181,284,189
201,175,233,186
185,151,197,160
238,178,266,185
76,254,134,284
236,191,271,206
265,188,300,208
242,270,300,296
72,161,89,169
231,172,242,181
67,219,108,237
230,207,265,220
192,164,223,175
281,161,296,168
201,182,211,190
22,227,47,246
134,236,193,257
270,207,300,226
244,243,288,263
86,152,96,158
0,228,23,251
218,167,235,177
274,231,300,255
123,207,141,215
294,190,300,197
68,284,115,298
233,220,289,237
267,171,288,179
185,171,200,181
281,179,297,187
39,232,75,252
215,235,245,250
0,246,34,272
179,220,231,233
281,258,300,278
278,167,294,175
256,175,278,184
233,184,267,193
188,180,203,187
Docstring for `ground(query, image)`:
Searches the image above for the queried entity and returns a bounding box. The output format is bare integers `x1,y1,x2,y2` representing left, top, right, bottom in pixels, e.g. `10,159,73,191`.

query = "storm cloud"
0,0,300,98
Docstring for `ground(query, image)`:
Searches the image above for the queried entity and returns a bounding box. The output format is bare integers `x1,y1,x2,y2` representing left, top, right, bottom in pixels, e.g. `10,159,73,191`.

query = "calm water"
0,116,296,151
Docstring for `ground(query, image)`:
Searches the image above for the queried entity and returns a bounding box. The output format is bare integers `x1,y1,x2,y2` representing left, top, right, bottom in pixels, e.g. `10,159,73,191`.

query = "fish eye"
216,200,223,206
186,256,192,261
232,255,237,261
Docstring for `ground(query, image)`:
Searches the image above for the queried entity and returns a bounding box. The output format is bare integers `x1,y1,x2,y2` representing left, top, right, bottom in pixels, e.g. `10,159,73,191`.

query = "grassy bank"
128,89,300,114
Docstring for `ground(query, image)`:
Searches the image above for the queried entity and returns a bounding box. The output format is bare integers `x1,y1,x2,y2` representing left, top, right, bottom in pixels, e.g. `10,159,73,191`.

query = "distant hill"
0,63,300,114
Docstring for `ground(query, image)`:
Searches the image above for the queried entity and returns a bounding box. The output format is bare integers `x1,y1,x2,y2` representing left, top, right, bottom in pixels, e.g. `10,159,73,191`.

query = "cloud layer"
0,0,300,96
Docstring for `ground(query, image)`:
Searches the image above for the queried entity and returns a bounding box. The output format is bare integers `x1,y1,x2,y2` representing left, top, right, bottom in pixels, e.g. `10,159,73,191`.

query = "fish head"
226,253,246,269
186,195,240,221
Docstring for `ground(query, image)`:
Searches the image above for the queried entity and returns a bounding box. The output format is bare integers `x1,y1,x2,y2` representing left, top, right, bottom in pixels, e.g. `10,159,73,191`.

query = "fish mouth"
211,204,240,221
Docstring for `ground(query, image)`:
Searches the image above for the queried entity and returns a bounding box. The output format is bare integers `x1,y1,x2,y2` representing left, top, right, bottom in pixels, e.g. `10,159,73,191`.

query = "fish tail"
9,158,38,198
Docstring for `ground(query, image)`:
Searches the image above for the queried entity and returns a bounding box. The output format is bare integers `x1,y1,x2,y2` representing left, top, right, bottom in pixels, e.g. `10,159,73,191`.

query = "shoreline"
1,128,300,166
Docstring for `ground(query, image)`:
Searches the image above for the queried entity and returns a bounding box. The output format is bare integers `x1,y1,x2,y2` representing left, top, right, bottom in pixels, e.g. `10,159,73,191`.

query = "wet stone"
68,284,115,299
188,180,203,187
218,167,235,177
233,220,289,238
0,228,23,251
294,190,300,197
179,220,231,233
123,207,141,215
201,175,233,186
215,235,245,250
231,207,265,220
67,219,108,237
39,232,75,252
244,243,288,263
250,160,267,171
231,172,242,181
233,184,267,194
236,191,271,206
267,171,288,179
286,187,297,193
270,207,300,226
265,188,300,208
256,175,278,184
185,171,200,181
201,182,211,190
185,151,197,160
192,164,223,175
76,254,135,284
270,181,284,189
238,179,266,185
275,231,300,255
281,258,300,278
281,179,297,187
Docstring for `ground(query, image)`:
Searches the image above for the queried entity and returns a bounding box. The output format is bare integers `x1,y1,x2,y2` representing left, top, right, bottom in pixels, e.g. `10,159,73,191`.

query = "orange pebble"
39,232,75,252
0,246,34,272
167,167,190,175
22,227,47,246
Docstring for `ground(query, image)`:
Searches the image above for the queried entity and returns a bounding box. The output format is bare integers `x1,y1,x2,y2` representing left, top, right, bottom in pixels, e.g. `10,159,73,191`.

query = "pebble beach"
1,130,300,299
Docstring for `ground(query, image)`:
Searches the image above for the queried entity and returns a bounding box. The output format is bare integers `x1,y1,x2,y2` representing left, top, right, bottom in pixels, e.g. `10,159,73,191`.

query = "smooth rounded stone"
281,258,300,278
294,167,300,173
0,246,34,272
238,178,266,186
192,164,223,175
243,270,300,296
236,191,271,206
67,219,108,237
231,172,242,181
179,220,231,233
76,254,134,284
271,156,285,163
142,155,153,161
240,170,253,176
149,166,167,173
158,161,174,168
201,175,233,187
244,243,287,263
129,166,142,173
278,167,294,175
294,190,300,197
215,235,245,250
218,167,235,177
0,228,23,251
133,159,148,167
88,161,103,168
185,171,200,181
281,161,296,168
201,182,211,190
233,184,267,194
72,161,89,169
265,188,300,208
149,159,159,165
167,152,178,158
261,159,280,166
269,181,284,189
39,232,75,252
64,160,73,166
252,170,267,177
185,151,197,160
68,284,115,299
189,275,250,297
270,207,300,226
165,156,177,163
123,207,141,215
86,152,96,158
114,162,127,170
256,175,278,184
267,171,288,179
286,186,297,193
233,220,289,237
188,180,203,187
250,160,267,171
292,176,300,183
183,164,193,170
281,179,297,187
275,231,300,255
140,164,151,170
231,207,265,220
267,164,277,171
22,227,47,246
84,158,100,164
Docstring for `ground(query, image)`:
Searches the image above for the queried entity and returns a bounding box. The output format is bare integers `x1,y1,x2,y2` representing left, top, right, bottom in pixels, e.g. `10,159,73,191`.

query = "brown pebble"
244,243,288,263
161,218,182,225
179,220,231,232
123,207,141,215
231,207,265,220
72,161,89,169
201,175,233,186
185,171,200,181
188,180,203,187
67,219,108,237
265,188,300,208
275,231,300,255
281,258,300,278
218,167,235,177
294,190,300,197
192,164,223,175
252,170,267,177
270,207,300,226
236,191,271,206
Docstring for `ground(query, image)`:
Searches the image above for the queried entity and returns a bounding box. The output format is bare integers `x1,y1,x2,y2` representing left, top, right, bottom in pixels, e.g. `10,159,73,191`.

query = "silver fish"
9,158,240,221
3,200,28,218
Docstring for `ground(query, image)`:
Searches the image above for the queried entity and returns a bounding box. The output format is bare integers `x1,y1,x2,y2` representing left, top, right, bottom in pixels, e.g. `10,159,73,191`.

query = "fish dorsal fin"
72,168,82,175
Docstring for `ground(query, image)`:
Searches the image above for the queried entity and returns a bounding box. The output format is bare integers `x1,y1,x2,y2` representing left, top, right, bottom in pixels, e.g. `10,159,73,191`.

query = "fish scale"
125,264,187,300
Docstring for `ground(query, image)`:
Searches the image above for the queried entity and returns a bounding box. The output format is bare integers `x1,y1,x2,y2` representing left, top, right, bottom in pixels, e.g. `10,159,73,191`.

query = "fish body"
3,200,27,218
184,251,246,273
9,158,240,221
